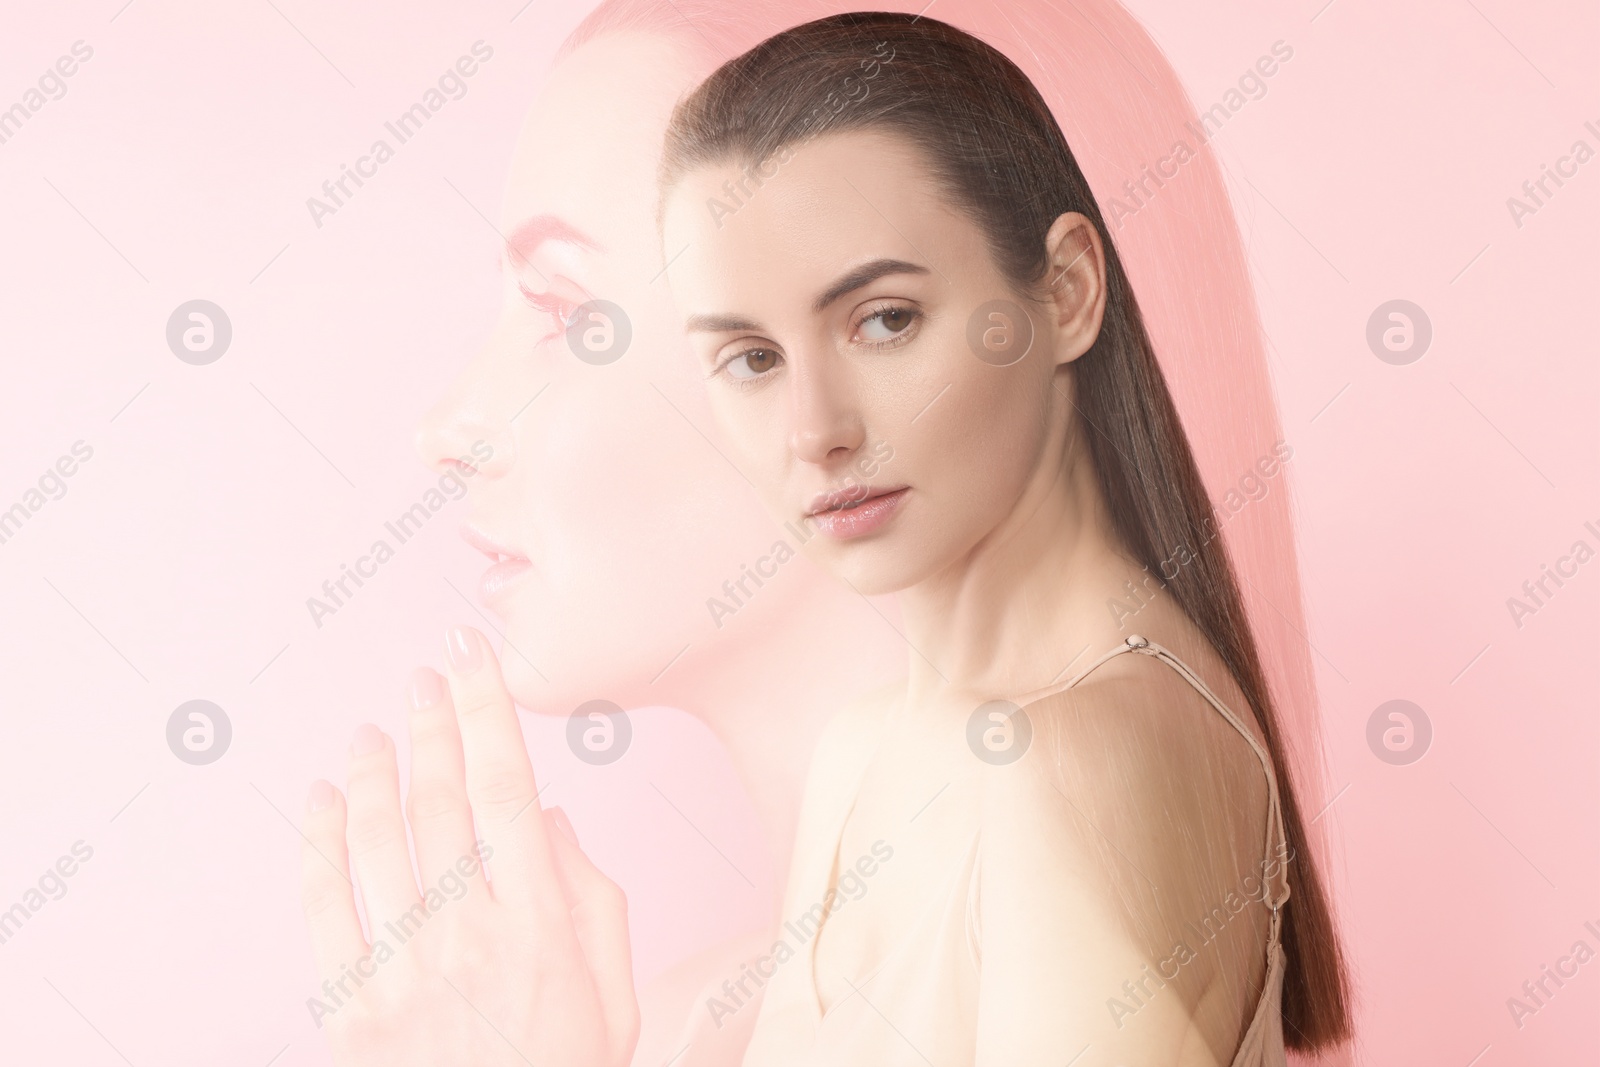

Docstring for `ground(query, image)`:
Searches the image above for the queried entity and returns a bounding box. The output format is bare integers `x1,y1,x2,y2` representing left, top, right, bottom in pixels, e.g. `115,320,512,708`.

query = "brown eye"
727,347,781,379
859,306,917,341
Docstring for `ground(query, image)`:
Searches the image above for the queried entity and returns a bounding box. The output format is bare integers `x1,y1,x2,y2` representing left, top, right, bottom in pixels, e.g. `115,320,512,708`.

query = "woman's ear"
1041,212,1108,366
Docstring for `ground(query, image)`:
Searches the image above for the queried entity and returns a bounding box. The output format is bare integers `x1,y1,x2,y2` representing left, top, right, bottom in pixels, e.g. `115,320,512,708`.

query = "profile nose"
786,353,864,465
414,352,516,479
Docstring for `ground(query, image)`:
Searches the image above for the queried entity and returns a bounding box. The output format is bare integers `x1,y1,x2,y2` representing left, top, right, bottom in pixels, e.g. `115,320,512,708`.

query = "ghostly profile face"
416,32,806,712
663,129,1095,597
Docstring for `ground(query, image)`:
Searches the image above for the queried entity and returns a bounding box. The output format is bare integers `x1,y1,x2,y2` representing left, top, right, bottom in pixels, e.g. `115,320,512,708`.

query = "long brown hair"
657,10,1351,1050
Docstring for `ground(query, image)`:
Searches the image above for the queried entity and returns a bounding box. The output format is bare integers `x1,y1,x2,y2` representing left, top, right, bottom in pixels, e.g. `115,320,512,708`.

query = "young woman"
301,3,1352,1066
656,11,1350,1065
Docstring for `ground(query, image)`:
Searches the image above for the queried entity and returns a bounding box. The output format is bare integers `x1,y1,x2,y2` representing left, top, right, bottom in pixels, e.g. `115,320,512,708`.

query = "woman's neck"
898,421,1136,708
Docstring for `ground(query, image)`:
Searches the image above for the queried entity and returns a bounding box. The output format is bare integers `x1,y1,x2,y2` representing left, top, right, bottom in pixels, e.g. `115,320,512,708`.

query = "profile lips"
459,523,529,564
461,523,534,604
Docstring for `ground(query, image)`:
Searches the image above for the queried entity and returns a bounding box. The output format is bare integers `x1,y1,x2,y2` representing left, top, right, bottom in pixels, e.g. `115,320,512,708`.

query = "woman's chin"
494,616,698,718
495,639,560,713
815,546,926,600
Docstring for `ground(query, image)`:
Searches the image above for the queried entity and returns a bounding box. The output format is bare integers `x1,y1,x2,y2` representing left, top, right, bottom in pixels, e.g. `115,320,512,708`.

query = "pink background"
0,0,1594,1063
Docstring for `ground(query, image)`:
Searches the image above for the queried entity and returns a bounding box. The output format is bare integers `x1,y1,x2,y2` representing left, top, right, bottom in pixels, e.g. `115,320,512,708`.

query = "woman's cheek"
712,401,781,487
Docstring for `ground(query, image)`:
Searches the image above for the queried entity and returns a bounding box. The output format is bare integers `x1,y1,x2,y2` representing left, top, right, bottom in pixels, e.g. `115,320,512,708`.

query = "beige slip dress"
746,634,1293,1067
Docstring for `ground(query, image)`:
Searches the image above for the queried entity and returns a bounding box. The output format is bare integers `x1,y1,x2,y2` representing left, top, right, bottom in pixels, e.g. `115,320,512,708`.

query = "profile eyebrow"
812,258,929,313
503,213,601,271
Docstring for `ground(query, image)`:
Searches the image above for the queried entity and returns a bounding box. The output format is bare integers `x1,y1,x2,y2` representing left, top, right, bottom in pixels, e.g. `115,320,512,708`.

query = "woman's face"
416,33,799,712
662,131,1091,596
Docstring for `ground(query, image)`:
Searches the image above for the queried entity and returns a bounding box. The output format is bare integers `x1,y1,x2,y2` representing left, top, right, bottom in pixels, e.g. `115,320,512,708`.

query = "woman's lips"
460,524,534,603
478,557,533,602
805,486,909,540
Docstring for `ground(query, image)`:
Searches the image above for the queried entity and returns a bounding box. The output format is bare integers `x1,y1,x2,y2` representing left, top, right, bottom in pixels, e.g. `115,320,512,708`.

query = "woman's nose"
786,354,865,466
414,348,517,479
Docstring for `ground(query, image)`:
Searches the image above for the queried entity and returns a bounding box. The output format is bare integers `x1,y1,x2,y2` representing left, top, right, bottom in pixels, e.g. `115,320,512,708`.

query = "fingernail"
351,723,385,756
409,667,444,710
307,779,335,813
548,806,578,845
445,625,482,675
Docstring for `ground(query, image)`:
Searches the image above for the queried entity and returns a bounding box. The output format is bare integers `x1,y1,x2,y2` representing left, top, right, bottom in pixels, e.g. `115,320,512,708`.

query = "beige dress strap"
1010,633,1292,913
1012,633,1294,1066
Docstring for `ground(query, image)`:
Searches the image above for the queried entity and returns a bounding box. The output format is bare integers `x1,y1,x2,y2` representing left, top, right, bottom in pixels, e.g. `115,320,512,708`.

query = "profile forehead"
505,32,702,228
541,30,700,117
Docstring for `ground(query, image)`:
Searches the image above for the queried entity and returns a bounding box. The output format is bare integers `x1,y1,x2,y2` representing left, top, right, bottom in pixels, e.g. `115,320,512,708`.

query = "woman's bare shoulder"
981,649,1270,871
971,652,1277,1059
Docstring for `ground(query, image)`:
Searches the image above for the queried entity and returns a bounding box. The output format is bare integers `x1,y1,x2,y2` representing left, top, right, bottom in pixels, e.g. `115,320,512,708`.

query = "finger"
440,625,561,912
403,666,488,902
344,724,425,928
544,807,639,1050
301,780,368,981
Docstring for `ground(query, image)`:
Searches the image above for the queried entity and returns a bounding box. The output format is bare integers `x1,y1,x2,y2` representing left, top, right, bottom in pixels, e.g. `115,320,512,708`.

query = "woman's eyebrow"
812,258,928,312
686,257,931,334
686,312,764,333
501,213,602,273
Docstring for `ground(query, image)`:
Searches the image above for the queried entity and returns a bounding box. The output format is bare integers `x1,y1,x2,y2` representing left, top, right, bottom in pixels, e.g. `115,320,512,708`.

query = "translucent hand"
300,625,639,1067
